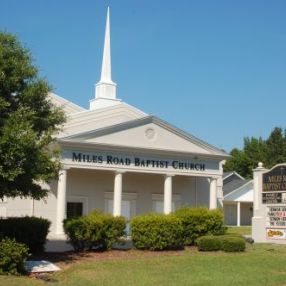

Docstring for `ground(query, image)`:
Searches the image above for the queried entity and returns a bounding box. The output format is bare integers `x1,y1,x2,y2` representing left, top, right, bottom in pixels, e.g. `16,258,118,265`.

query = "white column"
253,162,266,211
252,162,267,242
55,168,68,235
164,175,173,214
209,177,217,209
113,171,123,217
237,202,241,226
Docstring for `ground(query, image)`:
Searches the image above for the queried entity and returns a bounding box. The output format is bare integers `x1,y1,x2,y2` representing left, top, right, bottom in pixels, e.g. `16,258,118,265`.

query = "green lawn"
226,226,252,236
1,242,286,286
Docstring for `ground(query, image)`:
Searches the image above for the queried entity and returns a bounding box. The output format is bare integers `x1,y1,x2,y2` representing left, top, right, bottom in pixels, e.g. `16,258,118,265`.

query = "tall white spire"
100,7,113,83
90,7,119,110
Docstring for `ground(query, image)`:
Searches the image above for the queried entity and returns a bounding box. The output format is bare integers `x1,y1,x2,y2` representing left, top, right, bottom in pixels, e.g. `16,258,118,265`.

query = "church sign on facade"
61,150,221,175
70,151,206,171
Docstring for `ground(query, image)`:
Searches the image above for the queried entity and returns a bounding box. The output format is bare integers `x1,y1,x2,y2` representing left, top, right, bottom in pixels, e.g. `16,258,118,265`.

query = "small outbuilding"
223,171,253,226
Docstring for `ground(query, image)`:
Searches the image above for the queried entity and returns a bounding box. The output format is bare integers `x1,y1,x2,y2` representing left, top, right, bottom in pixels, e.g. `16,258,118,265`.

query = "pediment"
59,102,147,138
62,116,228,157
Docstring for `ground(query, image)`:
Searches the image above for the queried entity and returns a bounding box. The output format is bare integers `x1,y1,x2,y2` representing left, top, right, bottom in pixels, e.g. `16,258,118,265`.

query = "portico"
54,159,221,236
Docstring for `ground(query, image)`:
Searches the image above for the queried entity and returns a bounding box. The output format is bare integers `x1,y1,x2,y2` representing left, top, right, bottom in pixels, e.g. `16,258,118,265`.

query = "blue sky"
1,0,286,152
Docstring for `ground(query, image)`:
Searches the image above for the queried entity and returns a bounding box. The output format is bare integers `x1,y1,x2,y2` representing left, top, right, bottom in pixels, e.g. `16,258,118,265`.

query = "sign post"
252,163,286,243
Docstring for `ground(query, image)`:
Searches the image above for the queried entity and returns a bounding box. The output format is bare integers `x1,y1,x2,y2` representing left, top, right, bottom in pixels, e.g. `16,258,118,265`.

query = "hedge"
220,236,246,252
196,235,246,252
64,211,126,251
0,238,30,275
174,207,226,245
131,213,184,250
196,235,222,251
0,217,50,253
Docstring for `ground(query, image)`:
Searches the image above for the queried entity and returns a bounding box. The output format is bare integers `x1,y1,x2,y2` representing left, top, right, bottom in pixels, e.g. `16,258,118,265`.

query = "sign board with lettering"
252,163,286,244
61,149,220,175
263,166,286,192
266,228,286,240
262,193,286,204
267,206,286,227
262,166,286,204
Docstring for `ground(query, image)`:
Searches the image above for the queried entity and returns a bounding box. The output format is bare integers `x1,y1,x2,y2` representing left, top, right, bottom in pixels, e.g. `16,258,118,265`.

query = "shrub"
99,213,127,250
196,235,246,252
0,238,30,275
174,207,226,245
196,235,222,251
220,236,246,252
64,211,126,251
131,213,184,250
0,217,50,253
63,216,97,251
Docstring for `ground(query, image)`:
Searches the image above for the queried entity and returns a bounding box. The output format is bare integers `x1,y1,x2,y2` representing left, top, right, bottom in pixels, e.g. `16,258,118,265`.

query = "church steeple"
99,7,113,84
90,7,119,110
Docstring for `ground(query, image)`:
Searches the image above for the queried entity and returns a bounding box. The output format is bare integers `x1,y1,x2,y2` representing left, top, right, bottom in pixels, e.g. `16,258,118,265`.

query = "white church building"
0,8,229,239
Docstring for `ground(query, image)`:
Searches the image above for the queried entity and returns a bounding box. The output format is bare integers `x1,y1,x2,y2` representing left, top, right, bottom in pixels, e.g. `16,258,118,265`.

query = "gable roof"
223,179,253,202
223,171,244,180
223,179,251,196
48,93,86,114
60,115,229,158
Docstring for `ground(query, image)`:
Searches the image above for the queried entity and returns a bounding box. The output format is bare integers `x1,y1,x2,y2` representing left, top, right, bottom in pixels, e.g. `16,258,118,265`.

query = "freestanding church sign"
263,166,286,193
262,165,286,204
252,163,286,243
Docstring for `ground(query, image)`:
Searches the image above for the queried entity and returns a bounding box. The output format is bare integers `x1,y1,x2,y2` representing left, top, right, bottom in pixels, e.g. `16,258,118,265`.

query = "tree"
265,127,286,167
0,32,65,200
224,148,252,179
224,127,286,178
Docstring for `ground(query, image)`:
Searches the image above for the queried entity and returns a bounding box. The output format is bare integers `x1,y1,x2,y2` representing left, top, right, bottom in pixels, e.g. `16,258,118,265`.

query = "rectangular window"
66,202,83,219
152,194,181,213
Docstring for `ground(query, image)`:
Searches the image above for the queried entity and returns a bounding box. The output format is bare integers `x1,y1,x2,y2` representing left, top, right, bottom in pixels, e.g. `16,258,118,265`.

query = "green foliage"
196,235,222,251
220,236,246,252
224,127,286,178
64,211,126,252
99,213,127,250
0,31,65,200
0,238,30,275
64,216,98,251
0,216,50,253
174,207,226,245
265,127,286,167
131,213,184,250
196,235,246,252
